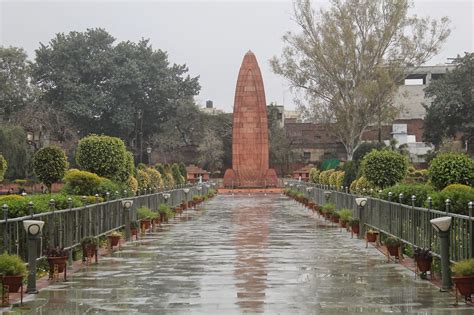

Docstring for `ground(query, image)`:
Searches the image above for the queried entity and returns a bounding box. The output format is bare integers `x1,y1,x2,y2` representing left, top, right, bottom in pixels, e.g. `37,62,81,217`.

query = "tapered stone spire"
223,51,278,188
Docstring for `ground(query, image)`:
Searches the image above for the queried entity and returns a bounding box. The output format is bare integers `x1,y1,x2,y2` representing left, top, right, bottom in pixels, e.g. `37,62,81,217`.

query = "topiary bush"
33,146,68,191
146,168,164,190
319,169,335,185
428,184,474,215
335,171,345,189
136,170,150,190
361,149,408,189
382,183,435,207
428,152,474,190
62,169,102,196
309,168,320,183
171,163,185,185
163,172,175,188
126,176,138,195
178,162,187,179
76,135,130,182
355,176,376,192
0,154,7,182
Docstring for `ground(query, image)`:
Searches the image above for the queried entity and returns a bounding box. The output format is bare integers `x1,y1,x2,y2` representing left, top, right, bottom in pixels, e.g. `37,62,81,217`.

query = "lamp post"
146,146,152,166
183,188,190,209
355,198,367,240
163,193,171,211
430,216,452,291
23,220,45,294
121,199,134,240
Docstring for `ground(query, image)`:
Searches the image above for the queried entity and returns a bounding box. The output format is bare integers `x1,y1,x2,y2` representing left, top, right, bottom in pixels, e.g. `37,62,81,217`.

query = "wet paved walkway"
15,195,473,314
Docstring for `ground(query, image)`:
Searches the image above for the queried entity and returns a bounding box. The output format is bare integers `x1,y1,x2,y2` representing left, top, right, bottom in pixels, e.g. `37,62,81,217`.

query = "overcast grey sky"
1,0,472,113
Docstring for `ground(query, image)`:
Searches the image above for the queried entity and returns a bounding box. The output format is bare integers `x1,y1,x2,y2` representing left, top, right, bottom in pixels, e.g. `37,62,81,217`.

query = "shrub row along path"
18,195,472,314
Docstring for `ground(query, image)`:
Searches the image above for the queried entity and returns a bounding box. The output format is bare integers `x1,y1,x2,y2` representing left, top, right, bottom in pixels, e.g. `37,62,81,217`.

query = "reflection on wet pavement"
14,195,473,314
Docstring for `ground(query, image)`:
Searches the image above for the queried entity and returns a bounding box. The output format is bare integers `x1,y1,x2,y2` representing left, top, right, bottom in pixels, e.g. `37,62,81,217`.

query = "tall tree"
423,53,474,150
0,47,33,121
0,125,30,180
197,130,225,174
271,0,450,160
32,29,200,155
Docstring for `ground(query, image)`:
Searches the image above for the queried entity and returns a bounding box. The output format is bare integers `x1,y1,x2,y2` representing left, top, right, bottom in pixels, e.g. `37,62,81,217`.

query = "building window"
303,151,311,160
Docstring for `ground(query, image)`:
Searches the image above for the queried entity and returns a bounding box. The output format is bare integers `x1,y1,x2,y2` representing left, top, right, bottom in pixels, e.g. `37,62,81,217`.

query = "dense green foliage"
428,152,474,190
146,168,163,190
33,146,68,190
452,258,474,276
319,169,335,185
171,163,185,185
76,135,130,182
0,125,30,180
382,183,434,207
62,169,101,195
423,53,473,148
32,28,200,144
178,162,187,178
136,169,150,191
1,193,101,218
0,47,32,121
342,161,357,189
361,150,408,188
309,168,320,183
0,252,27,276
137,206,156,220
0,154,6,181
428,184,474,215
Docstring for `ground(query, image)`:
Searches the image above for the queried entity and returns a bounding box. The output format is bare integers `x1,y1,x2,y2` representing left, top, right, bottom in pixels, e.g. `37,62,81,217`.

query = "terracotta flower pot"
367,233,377,243
84,244,97,258
387,245,400,257
351,224,360,234
331,216,340,224
107,235,120,247
340,221,347,228
415,257,432,273
131,228,138,236
452,276,474,301
160,213,166,222
47,256,68,275
2,275,23,293
141,219,151,230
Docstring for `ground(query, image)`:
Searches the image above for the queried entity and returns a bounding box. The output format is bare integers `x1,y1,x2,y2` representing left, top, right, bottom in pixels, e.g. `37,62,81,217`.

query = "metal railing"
287,180,474,262
0,184,211,261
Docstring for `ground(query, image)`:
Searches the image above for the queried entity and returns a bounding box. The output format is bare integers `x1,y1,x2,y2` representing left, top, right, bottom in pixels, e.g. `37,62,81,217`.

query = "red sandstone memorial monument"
223,51,278,188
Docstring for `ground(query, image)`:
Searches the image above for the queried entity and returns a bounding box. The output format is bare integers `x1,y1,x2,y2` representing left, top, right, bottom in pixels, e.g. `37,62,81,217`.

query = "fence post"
469,202,473,258
411,195,416,246
427,196,432,249
2,204,8,253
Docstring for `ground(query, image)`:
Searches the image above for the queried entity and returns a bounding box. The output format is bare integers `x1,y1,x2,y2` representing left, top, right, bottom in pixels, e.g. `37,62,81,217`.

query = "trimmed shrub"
163,172,175,188
136,170,150,190
76,135,129,182
319,169,335,185
309,168,320,183
178,162,187,179
126,176,138,194
335,171,345,189
361,150,409,189
33,146,68,191
0,154,7,182
404,168,429,184
328,171,338,186
96,178,125,197
428,152,474,190
155,163,165,175
171,163,185,185
355,176,376,192
353,142,385,163
62,169,102,196
428,184,474,215
382,183,435,207
116,151,135,182
146,168,164,190
0,195,23,202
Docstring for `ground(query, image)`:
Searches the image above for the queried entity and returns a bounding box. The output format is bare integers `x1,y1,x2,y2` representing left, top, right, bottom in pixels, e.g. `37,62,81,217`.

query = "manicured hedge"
428,152,474,190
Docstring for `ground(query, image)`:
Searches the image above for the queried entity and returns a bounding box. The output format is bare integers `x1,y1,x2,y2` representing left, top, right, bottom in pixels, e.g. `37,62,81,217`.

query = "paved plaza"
16,195,473,314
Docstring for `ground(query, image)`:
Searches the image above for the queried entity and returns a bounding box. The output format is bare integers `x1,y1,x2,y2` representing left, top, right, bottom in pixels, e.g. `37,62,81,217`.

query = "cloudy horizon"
1,0,472,113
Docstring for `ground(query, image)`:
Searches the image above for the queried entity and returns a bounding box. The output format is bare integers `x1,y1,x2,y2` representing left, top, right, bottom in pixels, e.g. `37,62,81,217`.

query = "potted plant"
384,236,402,258
192,195,202,205
350,218,360,235
321,203,336,219
0,252,27,293
337,209,352,228
137,206,153,230
43,246,69,279
413,247,433,279
107,231,122,247
130,220,139,237
330,211,340,224
366,229,379,243
159,204,172,223
452,258,474,302
81,236,99,261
